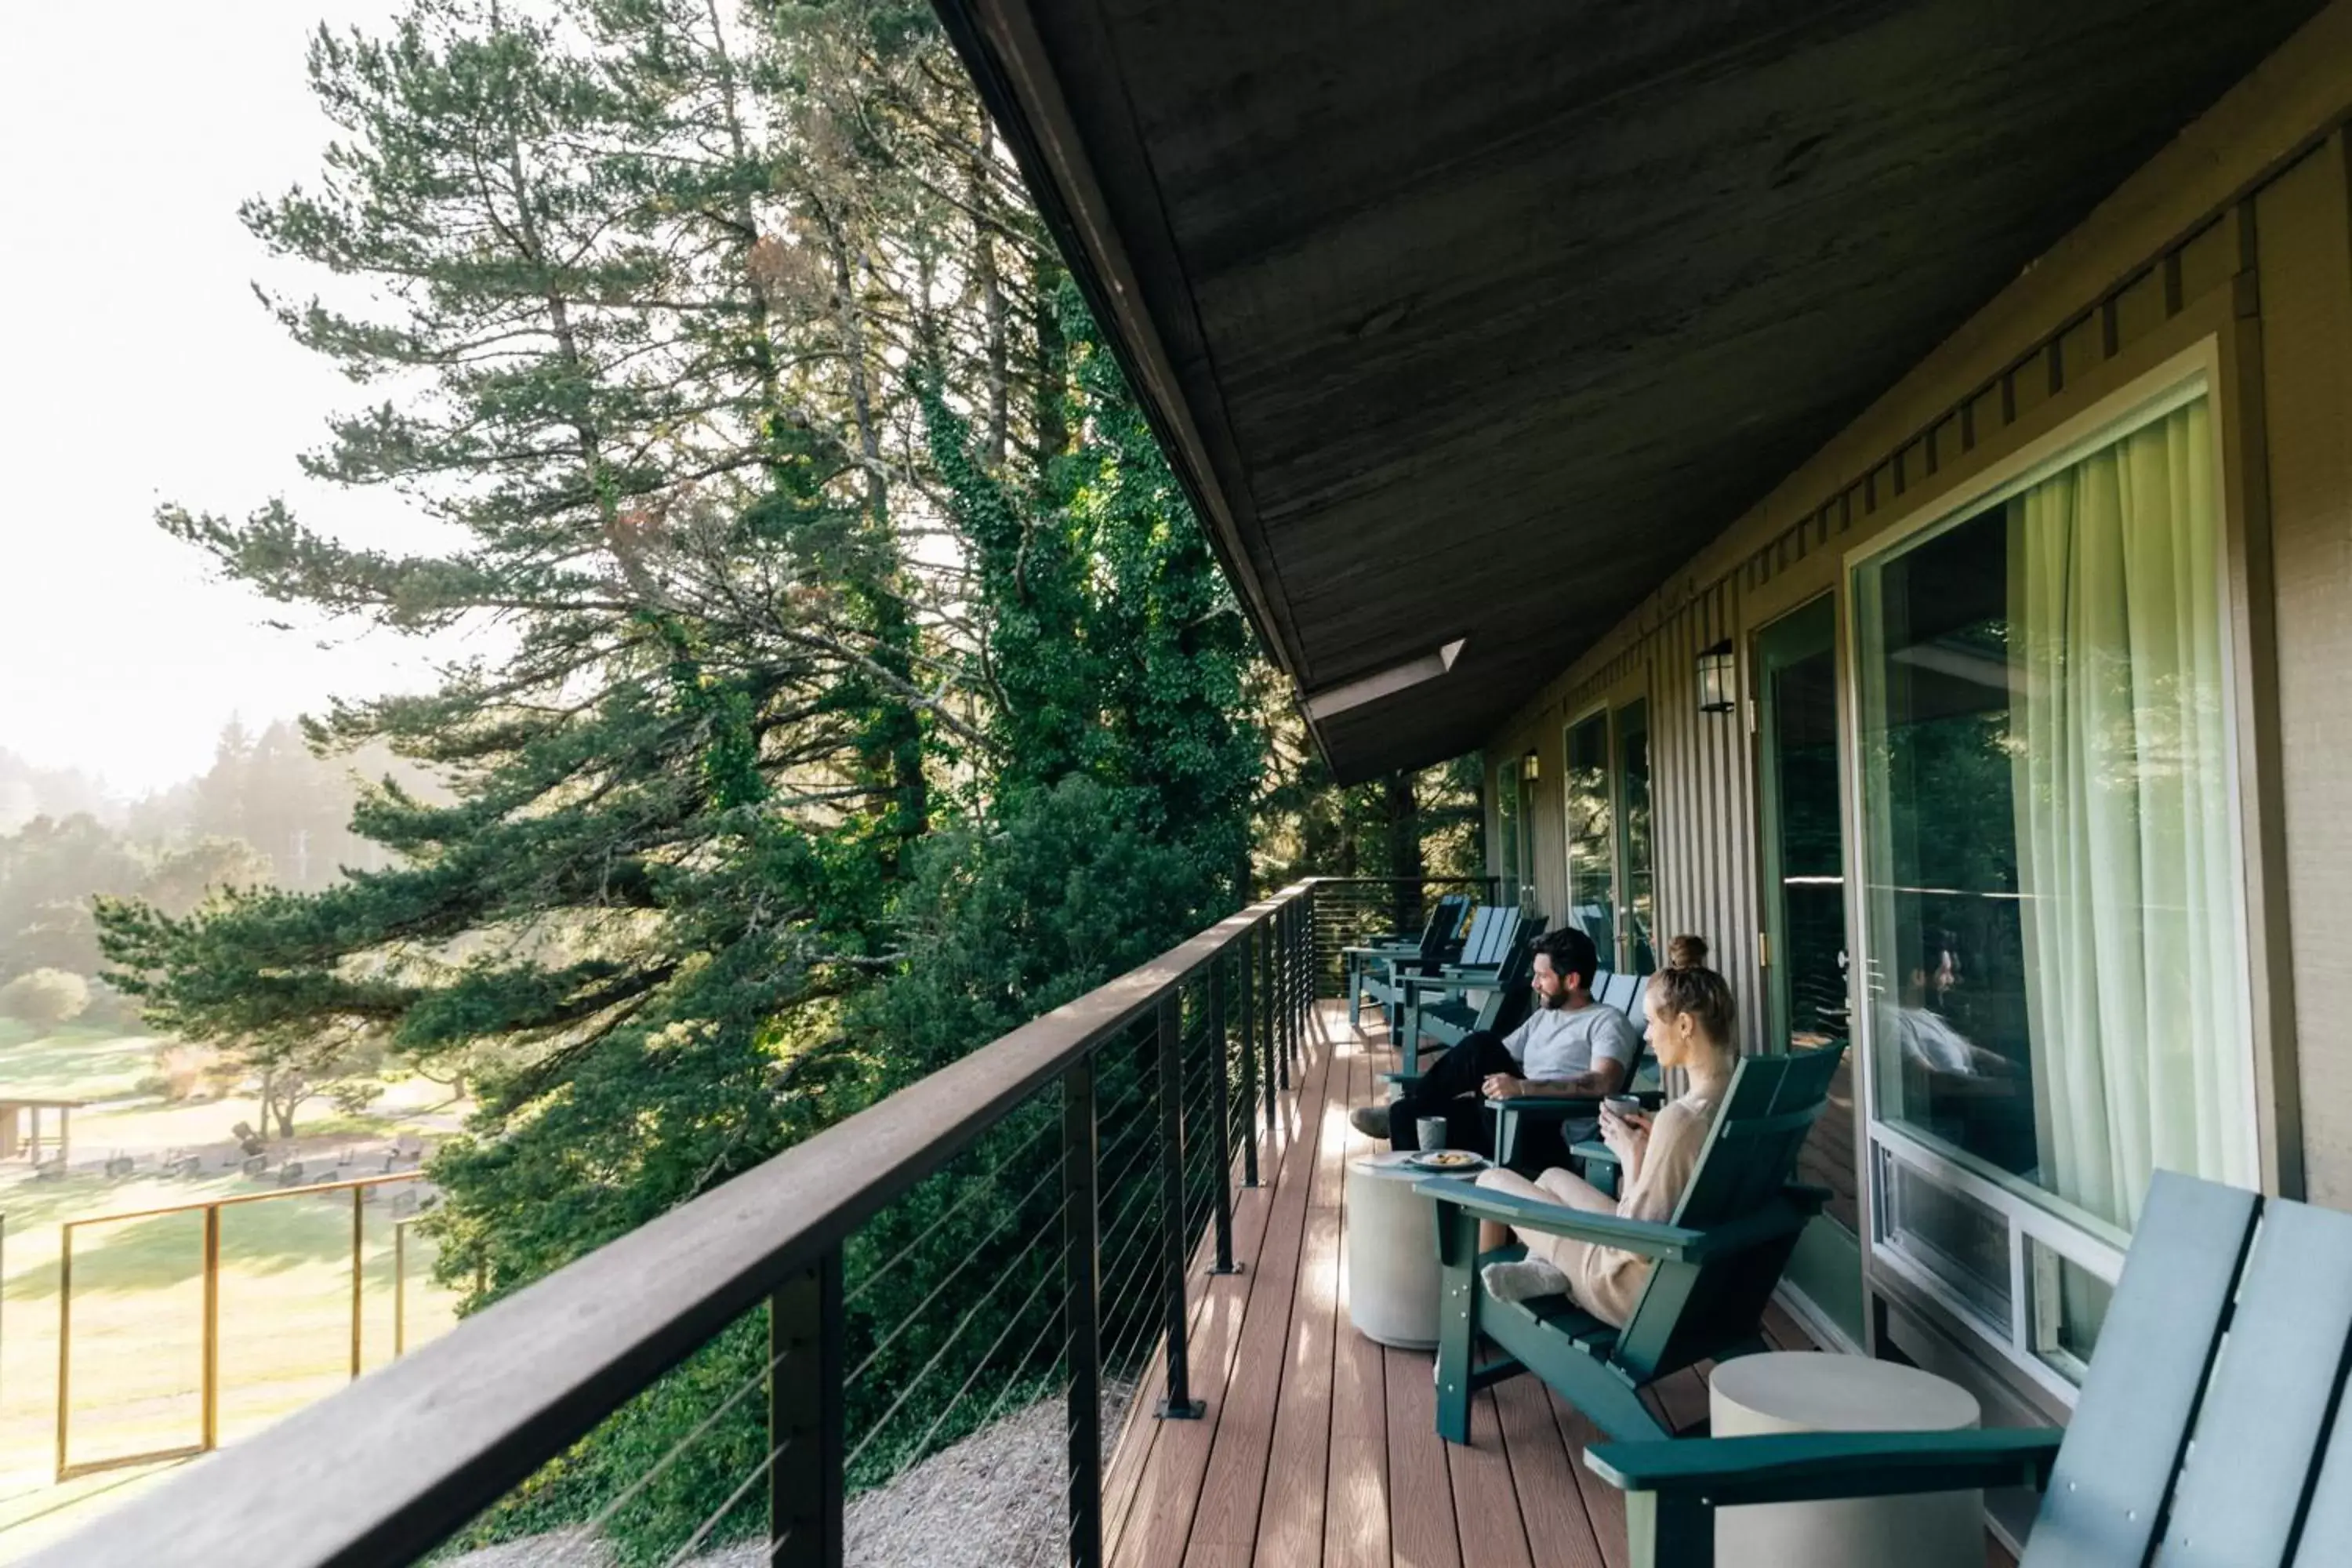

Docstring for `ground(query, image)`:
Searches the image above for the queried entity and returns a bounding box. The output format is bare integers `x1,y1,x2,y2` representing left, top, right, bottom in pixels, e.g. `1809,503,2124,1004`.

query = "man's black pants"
1388,1029,1591,1167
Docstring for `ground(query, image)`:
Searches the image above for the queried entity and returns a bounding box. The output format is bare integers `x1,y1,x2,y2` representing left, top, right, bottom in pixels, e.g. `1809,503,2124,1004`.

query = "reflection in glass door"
1563,712,1614,959
1617,701,1655,973
1757,595,1864,1341
1495,759,1523,907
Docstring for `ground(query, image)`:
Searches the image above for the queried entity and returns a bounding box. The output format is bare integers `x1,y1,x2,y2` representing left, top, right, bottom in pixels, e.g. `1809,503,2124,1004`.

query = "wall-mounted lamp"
1697,638,1737,715
1519,750,1540,783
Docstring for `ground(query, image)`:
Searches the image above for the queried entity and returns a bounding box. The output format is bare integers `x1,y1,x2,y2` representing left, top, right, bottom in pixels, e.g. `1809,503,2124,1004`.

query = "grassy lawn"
0,1023,158,1104
0,1031,476,1559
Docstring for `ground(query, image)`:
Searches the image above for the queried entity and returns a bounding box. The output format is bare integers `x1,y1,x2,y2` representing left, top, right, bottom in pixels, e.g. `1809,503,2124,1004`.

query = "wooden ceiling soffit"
931,1,1323,735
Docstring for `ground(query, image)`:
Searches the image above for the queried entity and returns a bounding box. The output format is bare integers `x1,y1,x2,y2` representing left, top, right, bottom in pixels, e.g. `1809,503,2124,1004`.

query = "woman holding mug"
1468,950,1737,1327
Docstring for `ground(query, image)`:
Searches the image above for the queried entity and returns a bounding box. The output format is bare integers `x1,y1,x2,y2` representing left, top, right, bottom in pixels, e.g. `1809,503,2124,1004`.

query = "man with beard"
1351,926,1639,1163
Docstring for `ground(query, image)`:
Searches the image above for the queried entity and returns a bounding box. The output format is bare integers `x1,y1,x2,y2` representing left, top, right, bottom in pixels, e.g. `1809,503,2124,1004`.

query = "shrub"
151,1042,216,1102
0,968,91,1029
79,978,143,1029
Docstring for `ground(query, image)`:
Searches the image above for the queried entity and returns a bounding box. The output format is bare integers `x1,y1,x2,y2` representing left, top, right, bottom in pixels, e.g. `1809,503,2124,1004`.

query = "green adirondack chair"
1345,893,1468,1029
1382,923,1546,1081
1421,1044,1845,1446
1350,891,1470,954
1361,904,1520,1033
1486,971,1661,1173
1584,1171,2344,1567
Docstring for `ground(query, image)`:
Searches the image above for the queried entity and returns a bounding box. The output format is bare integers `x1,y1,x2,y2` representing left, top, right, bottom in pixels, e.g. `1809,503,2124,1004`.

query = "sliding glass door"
1756,597,1864,1342
1562,711,1613,957
1851,377,2256,1392
1616,701,1655,973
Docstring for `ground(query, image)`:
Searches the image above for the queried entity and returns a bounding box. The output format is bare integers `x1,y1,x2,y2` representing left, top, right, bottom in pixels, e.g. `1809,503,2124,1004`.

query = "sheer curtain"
2010,395,2252,1231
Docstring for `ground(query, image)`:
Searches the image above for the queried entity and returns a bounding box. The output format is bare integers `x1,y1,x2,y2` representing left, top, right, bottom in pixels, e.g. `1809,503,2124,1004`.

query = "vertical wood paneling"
1624,579,1763,1056
2256,140,2352,1203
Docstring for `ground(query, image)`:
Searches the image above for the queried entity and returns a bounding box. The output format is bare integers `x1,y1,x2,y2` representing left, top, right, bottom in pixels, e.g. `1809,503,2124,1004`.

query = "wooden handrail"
38,884,1319,1568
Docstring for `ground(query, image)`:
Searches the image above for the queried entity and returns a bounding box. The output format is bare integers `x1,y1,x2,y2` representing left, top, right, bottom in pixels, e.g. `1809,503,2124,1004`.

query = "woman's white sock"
1481,1258,1570,1303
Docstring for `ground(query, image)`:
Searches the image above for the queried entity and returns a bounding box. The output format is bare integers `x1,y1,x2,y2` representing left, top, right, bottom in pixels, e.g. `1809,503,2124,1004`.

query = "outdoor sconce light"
1697,639,1737,715
1519,750,1540,783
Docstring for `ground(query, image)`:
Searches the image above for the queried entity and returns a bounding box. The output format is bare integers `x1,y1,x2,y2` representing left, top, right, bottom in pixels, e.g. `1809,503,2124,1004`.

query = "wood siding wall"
1490,2,2352,1197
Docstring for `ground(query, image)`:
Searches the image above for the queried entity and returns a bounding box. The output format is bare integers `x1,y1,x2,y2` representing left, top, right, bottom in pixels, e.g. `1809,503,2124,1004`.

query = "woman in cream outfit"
1470,953,1737,1324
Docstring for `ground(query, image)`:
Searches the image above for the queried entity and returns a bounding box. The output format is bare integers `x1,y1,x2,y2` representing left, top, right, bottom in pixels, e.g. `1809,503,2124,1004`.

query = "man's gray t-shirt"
1501,1002,1641,1083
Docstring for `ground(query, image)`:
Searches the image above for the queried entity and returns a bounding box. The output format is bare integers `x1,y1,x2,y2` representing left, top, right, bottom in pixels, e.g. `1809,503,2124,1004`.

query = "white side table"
1345,1153,1484,1348
1708,1352,1983,1568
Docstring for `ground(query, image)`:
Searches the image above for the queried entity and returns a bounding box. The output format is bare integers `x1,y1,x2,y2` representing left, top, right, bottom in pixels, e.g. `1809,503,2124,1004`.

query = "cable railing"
42,880,1494,1568
1306,874,1502,995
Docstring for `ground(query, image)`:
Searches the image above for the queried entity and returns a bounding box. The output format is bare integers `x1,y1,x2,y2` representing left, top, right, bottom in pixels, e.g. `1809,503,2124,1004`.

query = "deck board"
1094,1001,2018,1568
1493,1374,1608,1568
1112,1032,1334,1568
1323,1053,1392,1568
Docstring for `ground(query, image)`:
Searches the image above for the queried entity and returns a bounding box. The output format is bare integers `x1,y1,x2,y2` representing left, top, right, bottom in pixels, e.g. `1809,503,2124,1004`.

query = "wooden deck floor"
1100,1000,2016,1568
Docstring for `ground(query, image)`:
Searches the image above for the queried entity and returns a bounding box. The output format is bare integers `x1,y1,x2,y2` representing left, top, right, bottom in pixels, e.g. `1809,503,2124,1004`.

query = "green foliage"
69,0,1421,1560
0,967,91,1028
0,813,143,976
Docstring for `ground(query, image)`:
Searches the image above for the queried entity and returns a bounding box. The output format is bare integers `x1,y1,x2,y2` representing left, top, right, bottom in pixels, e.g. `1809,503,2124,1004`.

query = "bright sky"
0,0,485,798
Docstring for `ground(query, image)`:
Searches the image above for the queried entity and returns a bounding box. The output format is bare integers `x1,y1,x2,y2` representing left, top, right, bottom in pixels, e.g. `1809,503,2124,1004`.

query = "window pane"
1563,713,1613,960
1760,603,1859,1232
1617,702,1654,972
1855,392,2254,1233
1879,1149,2011,1328
2027,1240,2113,1385
1494,761,1521,903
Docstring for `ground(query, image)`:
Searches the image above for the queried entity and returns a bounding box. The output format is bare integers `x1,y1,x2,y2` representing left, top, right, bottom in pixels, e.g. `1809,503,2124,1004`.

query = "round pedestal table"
1345,1152,1484,1348
1708,1351,1984,1568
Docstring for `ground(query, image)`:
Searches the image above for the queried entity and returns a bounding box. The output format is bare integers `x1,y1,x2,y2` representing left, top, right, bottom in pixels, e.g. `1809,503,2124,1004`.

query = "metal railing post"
769,1249,845,1567
1237,937,1259,1189
1206,957,1238,1274
1265,910,1287,1094
1153,992,1203,1418
1285,898,1303,1067
1063,1056,1103,1568
1305,884,1320,1003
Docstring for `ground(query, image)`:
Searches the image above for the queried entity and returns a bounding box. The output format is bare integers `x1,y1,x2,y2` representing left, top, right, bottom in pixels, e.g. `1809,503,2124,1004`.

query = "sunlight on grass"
0,1024,158,1104
0,1031,475,1560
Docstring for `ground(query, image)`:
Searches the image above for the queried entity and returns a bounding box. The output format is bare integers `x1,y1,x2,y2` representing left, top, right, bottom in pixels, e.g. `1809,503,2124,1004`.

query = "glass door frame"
1751,593,1842,1058
1835,334,2271,1409
1558,673,1651,973
1750,588,1871,1350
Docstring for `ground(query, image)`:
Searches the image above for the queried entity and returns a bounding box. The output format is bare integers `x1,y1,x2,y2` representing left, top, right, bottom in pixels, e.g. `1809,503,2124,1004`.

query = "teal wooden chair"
1584,1170,2346,1566
1381,925,1545,1083
1345,893,1468,1029
1361,905,1519,1033
1421,1045,1845,1446
1430,903,1526,982
1486,971,1660,1174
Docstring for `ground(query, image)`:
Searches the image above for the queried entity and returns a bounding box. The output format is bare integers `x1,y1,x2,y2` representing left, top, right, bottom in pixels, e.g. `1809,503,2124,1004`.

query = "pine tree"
100,0,971,1287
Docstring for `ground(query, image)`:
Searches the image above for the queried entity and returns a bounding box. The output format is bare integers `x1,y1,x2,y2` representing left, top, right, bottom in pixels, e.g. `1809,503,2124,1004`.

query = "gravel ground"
441,1383,1128,1568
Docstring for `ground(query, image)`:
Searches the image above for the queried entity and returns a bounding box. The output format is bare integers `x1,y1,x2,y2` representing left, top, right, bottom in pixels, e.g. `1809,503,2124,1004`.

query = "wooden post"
202,1205,220,1450
54,1224,72,1480
394,1221,408,1359
768,1250,844,1567
350,1185,365,1379
1062,1055,1103,1568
